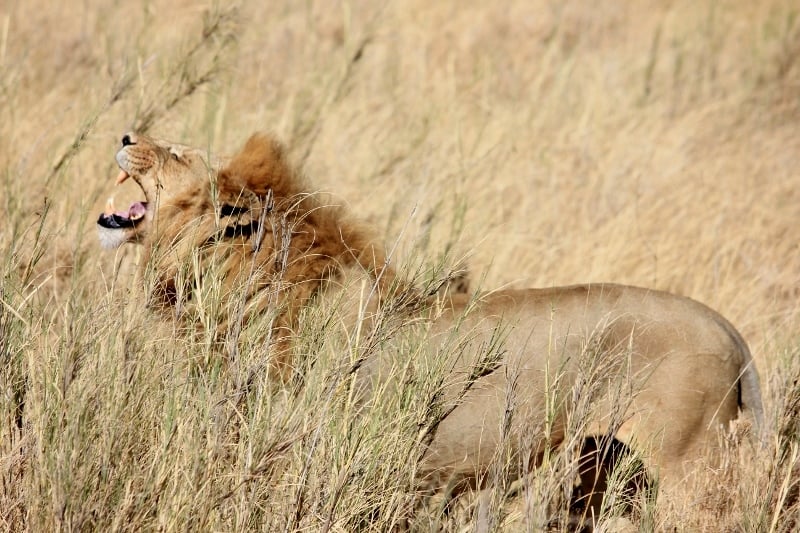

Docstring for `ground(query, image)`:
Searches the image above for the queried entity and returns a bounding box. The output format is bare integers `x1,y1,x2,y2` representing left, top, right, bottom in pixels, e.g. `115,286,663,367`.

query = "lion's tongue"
105,198,147,220
128,202,146,220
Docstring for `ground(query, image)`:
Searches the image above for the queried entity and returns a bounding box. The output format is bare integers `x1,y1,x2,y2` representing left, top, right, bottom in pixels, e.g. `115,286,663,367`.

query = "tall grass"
2,0,800,530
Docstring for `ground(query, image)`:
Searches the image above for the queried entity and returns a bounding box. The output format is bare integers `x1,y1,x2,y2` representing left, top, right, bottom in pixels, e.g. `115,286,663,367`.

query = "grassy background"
1,0,800,530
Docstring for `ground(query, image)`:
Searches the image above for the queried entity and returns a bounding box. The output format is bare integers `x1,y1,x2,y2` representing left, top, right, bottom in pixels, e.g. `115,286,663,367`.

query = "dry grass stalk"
2,0,800,531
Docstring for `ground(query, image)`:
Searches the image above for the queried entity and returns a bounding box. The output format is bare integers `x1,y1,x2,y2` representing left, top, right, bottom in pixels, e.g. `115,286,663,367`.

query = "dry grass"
2,0,800,530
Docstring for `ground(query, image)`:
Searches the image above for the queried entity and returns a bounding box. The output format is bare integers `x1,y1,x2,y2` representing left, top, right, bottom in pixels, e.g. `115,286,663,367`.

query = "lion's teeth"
130,212,143,221
105,197,115,216
115,170,130,185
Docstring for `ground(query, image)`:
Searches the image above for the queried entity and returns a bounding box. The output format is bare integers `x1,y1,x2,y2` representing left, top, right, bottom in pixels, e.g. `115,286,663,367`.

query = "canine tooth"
130,212,143,221
105,197,115,216
115,170,130,185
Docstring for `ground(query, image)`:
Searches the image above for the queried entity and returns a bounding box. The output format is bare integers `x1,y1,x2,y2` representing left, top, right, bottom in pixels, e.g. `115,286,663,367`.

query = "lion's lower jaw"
97,225,131,249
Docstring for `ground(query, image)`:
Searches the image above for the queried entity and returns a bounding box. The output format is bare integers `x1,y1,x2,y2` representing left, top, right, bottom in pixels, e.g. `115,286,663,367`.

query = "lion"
97,131,764,521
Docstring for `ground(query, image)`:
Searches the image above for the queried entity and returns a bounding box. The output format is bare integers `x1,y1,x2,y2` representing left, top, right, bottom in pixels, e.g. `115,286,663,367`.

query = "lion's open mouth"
97,198,148,229
96,170,149,229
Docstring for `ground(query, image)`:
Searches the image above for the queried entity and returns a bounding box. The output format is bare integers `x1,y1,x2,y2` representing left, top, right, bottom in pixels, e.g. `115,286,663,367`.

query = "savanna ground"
2,0,800,531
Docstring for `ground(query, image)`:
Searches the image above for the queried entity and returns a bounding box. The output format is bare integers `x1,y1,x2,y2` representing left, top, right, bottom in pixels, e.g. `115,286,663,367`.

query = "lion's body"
98,132,763,504
410,284,762,490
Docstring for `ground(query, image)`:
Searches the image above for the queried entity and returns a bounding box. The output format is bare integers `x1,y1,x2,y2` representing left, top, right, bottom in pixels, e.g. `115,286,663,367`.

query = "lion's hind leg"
571,435,654,528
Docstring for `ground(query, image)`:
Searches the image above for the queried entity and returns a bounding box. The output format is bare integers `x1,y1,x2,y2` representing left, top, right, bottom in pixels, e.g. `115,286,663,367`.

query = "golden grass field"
2,0,800,530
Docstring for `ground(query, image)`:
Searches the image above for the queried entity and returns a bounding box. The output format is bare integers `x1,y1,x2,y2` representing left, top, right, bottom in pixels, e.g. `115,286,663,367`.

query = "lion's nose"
121,134,135,147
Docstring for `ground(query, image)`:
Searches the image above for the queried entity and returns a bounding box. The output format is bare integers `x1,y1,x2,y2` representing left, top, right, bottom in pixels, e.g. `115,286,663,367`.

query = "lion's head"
97,133,218,250
97,132,397,372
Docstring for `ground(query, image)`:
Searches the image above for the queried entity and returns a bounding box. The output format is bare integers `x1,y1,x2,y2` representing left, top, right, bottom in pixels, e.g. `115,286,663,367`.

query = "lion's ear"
213,132,296,239
215,188,271,239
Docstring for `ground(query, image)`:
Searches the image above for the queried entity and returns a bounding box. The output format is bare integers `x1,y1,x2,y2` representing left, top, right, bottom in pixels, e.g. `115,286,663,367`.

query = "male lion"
97,132,764,519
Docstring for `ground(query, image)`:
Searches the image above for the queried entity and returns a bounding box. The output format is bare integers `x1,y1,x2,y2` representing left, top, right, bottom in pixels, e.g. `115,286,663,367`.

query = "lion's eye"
170,151,181,161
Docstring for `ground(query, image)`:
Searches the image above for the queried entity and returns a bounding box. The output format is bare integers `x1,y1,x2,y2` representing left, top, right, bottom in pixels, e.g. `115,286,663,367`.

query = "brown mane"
217,133,395,289
140,133,398,376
